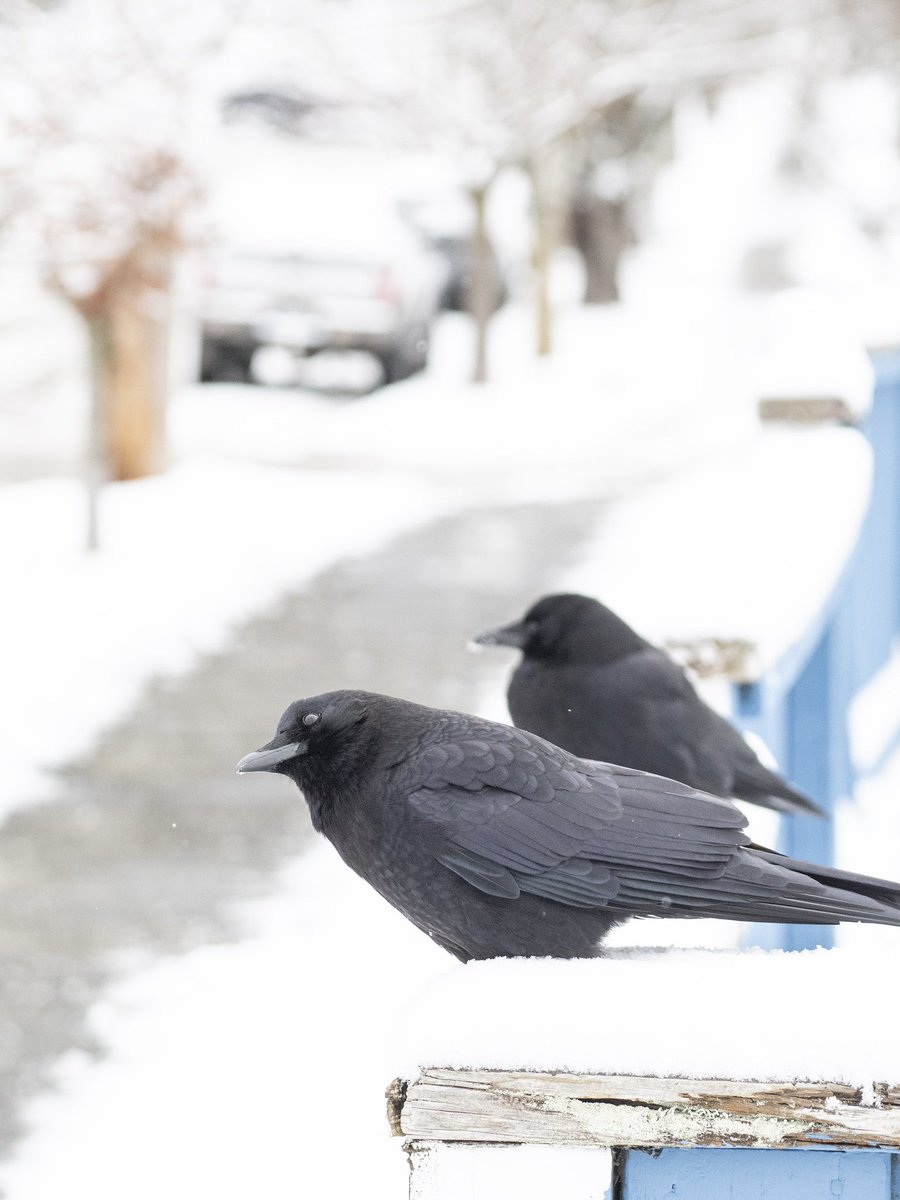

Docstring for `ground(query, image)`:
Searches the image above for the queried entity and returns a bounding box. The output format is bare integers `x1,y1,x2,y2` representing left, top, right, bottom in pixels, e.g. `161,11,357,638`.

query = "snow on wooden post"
388,951,900,1197
394,1072,900,1197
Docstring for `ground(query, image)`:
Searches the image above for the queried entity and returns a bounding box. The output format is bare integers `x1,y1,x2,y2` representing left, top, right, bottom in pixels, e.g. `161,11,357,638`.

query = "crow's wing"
573,650,737,791
404,726,751,912
404,727,900,927
553,652,821,816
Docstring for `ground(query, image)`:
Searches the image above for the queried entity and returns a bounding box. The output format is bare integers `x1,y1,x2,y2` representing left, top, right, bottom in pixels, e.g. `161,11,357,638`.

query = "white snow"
3,49,900,1200
752,288,877,420
172,300,757,501
0,291,763,825
0,461,456,818
849,651,900,777
395,946,900,1086
0,844,449,1200
560,424,873,675
409,1143,613,1200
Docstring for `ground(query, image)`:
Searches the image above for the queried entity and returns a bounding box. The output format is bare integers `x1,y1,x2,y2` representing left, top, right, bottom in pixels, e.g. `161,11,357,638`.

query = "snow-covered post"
390,952,900,1197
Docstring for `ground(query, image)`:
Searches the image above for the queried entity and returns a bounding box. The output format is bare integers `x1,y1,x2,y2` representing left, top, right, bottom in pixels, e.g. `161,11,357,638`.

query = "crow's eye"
302,712,320,728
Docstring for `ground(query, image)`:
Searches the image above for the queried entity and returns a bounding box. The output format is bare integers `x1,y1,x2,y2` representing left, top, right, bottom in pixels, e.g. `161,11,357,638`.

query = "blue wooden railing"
733,349,900,951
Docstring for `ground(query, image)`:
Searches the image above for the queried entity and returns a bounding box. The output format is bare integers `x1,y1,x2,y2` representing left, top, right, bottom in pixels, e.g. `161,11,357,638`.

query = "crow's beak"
470,620,536,651
236,740,307,774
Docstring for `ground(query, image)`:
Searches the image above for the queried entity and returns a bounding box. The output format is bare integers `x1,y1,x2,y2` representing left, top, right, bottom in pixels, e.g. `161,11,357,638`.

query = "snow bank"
753,288,876,421
173,300,757,503
1,291,766,825
0,843,449,1200
562,424,873,677
0,460,454,818
397,946,900,1086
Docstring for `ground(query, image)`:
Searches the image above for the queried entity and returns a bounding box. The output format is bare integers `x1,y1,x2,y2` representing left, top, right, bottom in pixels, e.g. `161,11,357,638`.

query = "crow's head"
236,690,371,784
473,593,646,665
473,593,597,660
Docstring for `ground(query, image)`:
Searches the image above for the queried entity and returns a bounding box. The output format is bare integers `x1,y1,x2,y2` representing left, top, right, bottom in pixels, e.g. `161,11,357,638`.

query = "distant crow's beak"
470,620,536,651
236,740,307,774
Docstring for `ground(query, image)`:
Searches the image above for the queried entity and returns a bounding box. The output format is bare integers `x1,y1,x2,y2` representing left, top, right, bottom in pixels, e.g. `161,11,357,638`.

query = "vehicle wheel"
381,326,430,384
200,337,255,384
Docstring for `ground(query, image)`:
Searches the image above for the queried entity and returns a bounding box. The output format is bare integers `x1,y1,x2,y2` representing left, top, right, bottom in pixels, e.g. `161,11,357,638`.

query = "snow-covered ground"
0,847,449,1200
3,71,900,1200
0,295,770,1198
0,296,761,826
2,295,898,1198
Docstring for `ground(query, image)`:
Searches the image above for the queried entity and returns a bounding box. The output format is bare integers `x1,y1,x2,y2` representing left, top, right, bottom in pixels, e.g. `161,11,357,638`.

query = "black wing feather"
406,724,751,912
404,721,900,927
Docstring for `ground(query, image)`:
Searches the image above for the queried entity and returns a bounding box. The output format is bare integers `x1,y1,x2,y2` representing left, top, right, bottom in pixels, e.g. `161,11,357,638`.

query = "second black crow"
475,593,822,817
237,690,899,961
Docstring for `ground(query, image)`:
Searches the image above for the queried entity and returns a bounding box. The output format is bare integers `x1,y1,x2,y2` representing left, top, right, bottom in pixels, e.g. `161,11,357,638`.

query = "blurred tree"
0,0,241,547
343,0,850,371
570,97,672,305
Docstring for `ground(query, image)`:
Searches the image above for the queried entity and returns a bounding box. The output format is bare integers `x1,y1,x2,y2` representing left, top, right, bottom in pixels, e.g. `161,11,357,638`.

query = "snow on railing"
559,330,900,953
389,950,900,1198
734,347,900,951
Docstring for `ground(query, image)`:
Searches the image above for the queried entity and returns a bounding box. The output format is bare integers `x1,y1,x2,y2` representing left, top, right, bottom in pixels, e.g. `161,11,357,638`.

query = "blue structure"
733,350,900,950
622,1147,900,1199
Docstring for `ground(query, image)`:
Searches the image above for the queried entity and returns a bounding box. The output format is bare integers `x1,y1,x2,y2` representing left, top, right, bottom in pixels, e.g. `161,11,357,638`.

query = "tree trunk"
68,239,174,548
76,244,172,486
102,282,170,481
468,181,496,385
84,314,111,552
572,192,630,305
529,144,569,358
533,209,554,357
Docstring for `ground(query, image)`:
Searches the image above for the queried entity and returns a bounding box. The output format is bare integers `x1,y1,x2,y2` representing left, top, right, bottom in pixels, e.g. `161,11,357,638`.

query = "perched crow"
474,593,822,817
237,689,900,961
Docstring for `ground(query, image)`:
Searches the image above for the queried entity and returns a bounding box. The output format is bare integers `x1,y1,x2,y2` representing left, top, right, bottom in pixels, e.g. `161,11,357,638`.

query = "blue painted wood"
622,1147,895,1199
778,627,838,951
731,349,900,951
861,351,900,671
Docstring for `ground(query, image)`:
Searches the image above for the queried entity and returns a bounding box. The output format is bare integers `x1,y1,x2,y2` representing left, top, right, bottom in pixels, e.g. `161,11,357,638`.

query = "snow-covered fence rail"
388,951,900,1198
566,335,900,953
731,348,900,951
393,1070,900,1197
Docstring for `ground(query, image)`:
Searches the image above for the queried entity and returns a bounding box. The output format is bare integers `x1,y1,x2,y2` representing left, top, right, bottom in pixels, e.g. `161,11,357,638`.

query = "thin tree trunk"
85,314,110,553
533,208,554,357
529,145,568,358
468,181,495,384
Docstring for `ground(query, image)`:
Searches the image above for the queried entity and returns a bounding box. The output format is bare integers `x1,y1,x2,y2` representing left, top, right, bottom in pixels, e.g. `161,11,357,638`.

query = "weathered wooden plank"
393,1070,900,1150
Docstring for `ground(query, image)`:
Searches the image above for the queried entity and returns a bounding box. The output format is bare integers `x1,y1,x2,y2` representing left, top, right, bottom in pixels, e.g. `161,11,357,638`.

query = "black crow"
237,689,900,961
474,593,822,817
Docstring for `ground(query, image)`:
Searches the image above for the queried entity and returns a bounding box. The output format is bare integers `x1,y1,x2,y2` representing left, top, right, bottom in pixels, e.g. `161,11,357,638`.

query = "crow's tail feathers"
751,847,900,914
